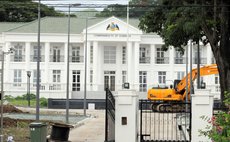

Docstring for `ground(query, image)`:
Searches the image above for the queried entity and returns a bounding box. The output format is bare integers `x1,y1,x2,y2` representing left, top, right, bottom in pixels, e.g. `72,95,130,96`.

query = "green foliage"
0,0,64,22
40,97,48,107
96,0,156,18
200,92,230,142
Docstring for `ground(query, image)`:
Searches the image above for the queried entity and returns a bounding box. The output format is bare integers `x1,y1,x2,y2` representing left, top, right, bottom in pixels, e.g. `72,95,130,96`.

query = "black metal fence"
140,100,191,142
105,88,115,142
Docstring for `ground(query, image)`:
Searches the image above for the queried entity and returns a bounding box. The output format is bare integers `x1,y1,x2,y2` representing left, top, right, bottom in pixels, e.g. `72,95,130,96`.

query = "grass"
8,99,36,107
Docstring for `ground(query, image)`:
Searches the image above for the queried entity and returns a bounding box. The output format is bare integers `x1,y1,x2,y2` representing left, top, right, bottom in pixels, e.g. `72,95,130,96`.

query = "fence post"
191,89,213,142
115,90,138,142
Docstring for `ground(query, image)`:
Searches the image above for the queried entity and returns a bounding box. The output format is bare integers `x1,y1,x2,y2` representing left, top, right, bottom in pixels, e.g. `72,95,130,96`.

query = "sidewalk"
69,110,105,142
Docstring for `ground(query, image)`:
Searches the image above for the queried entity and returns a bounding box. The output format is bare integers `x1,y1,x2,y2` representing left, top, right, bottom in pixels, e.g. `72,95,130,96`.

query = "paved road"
69,110,105,142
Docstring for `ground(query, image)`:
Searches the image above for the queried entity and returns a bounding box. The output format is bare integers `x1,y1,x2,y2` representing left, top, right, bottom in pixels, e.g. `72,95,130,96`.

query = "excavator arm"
147,64,218,102
176,64,218,100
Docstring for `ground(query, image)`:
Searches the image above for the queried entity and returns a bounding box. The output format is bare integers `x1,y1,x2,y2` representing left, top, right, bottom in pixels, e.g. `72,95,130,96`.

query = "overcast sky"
40,0,129,11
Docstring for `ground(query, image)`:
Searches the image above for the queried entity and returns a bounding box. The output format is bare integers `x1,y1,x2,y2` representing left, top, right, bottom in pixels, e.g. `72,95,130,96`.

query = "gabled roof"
0,22,25,33
4,16,140,34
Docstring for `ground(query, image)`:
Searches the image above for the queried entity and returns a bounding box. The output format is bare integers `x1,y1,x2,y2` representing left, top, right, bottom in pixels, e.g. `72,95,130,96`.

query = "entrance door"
104,71,116,91
72,70,80,91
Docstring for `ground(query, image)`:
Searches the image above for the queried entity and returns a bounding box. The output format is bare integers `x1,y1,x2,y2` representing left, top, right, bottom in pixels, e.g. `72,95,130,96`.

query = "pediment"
83,16,142,35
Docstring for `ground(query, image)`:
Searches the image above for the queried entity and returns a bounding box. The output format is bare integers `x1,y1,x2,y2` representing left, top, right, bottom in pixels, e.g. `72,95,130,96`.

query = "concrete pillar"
191,89,213,142
115,90,138,142
134,42,139,90
127,42,133,89
92,41,98,91
25,42,30,71
44,42,50,83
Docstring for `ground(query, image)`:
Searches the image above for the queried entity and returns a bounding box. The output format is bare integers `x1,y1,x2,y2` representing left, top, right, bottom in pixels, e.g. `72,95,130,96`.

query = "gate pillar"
191,89,214,142
115,90,138,142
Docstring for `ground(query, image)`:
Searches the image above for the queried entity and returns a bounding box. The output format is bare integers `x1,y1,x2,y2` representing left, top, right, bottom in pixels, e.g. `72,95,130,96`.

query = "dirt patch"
3,104,23,113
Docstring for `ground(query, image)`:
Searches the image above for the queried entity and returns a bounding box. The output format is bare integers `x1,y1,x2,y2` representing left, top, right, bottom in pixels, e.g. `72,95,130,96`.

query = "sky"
40,0,129,12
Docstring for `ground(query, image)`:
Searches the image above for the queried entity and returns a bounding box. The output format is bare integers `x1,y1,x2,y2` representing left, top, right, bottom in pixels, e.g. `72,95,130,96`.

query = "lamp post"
66,3,81,124
84,17,96,116
27,71,31,107
1,47,14,142
36,0,41,121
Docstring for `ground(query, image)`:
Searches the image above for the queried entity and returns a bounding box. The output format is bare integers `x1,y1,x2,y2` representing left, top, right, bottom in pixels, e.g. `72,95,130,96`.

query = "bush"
4,95,14,101
200,92,230,142
40,97,48,107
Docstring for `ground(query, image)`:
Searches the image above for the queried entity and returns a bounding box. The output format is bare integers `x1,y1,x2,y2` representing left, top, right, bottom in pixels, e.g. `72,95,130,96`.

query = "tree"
0,0,64,22
96,0,155,18
139,0,230,103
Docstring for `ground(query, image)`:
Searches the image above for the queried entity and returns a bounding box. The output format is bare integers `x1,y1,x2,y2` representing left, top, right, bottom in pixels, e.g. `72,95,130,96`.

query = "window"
214,74,220,92
177,72,185,80
72,46,80,62
13,70,22,86
33,45,42,62
158,71,166,84
72,70,80,91
53,46,61,62
33,70,41,84
139,46,150,63
122,71,127,89
139,71,147,92
90,70,93,86
72,46,81,62
53,70,61,83
175,50,184,64
14,43,23,62
104,46,116,64
90,46,93,64
156,48,165,64
122,46,126,64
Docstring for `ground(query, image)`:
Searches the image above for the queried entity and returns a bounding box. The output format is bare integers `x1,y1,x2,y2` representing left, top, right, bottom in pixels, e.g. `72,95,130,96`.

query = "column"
84,41,91,90
44,42,50,83
116,44,122,90
25,42,31,71
127,41,133,89
4,42,11,83
169,47,175,81
207,45,212,64
64,43,68,85
92,41,98,91
134,42,139,90
115,90,138,142
191,89,213,142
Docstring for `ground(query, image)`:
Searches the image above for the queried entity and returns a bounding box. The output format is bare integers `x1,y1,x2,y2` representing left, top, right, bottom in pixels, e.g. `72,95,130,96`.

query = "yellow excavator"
147,64,218,111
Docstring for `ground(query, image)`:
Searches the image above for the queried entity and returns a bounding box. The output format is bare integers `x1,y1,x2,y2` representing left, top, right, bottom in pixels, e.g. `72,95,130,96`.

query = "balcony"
10,55,25,62
70,56,84,63
139,57,150,64
155,57,169,64
193,58,207,64
30,55,45,62
49,55,64,62
174,57,186,64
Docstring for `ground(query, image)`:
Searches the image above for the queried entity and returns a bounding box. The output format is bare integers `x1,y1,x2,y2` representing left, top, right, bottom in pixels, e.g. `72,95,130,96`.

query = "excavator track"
151,103,191,113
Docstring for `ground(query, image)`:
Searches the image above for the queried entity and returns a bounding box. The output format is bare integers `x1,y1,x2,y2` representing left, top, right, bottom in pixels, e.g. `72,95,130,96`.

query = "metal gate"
140,100,191,142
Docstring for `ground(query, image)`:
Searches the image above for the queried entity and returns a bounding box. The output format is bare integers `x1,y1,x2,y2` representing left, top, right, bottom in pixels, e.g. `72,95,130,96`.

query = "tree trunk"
212,0,230,103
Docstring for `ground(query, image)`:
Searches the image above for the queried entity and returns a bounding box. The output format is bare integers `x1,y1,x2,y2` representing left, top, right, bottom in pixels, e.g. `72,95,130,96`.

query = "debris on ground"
3,104,23,113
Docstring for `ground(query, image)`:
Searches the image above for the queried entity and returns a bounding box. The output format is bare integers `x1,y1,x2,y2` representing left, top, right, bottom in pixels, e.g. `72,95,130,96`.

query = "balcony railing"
30,55,45,62
49,55,64,62
155,57,169,64
139,57,150,64
193,58,207,64
174,57,186,64
10,55,25,62
70,56,84,63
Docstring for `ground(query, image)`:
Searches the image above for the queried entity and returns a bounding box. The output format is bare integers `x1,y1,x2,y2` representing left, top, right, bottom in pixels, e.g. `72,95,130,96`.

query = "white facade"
0,16,220,99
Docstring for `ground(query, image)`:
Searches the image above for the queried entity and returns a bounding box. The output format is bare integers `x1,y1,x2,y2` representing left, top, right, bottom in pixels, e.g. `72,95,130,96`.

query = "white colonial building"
0,16,220,99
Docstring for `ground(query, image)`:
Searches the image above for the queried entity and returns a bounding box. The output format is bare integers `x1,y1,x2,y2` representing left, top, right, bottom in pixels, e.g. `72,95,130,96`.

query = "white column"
25,42,31,71
116,44,122,90
127,42,133,88
84,41,91,90
169,47,175,81
207,45,212,64
134,42,139,90
64,43,68,85
44,42,50,83
93,41,98,91
191,89,213,142
115,90,138,142
4,42,11,83
150,44,155,65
